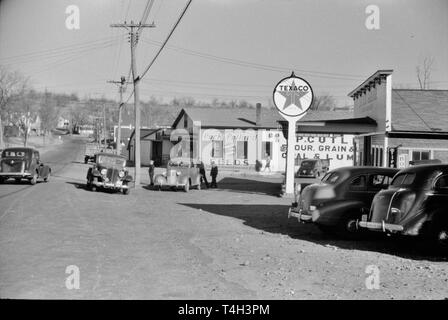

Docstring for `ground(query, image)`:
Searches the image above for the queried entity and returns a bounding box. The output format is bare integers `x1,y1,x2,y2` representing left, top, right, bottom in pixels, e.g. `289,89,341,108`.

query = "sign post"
273,72,314,195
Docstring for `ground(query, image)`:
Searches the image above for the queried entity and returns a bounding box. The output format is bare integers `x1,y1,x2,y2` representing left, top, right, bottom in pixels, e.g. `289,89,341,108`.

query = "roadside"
2,134,64,156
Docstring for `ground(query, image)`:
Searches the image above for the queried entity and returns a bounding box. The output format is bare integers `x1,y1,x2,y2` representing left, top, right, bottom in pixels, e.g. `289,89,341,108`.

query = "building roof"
392,89,448,132
173,107,283,129
348,70,393,98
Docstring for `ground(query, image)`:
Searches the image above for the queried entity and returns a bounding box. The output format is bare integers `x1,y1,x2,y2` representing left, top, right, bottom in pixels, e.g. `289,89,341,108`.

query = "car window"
368,174,392,188
391,173,416,187
300,161,316,169
321,172,341,184
434,175,448,190
349,175,366,189
3,151,26,157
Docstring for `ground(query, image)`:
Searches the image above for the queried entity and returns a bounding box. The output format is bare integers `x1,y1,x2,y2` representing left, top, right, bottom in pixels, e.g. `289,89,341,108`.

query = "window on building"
262,141,272,159
412,150,430,161
236,141,248,159
211,140,223,158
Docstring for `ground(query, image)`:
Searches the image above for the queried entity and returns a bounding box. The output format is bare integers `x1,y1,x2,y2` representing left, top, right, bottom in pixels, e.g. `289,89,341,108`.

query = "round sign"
273,72,314,118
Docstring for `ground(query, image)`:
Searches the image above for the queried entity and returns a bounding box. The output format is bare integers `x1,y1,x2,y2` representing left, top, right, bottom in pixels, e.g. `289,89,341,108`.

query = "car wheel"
434,225,448,255
0,177,4,184
91,185,97,192
123,188,130,195
44,172,50,182
184,180,190,192
30,174,37,185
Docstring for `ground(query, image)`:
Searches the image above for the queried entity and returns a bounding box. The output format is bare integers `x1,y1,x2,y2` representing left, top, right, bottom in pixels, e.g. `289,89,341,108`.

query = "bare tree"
310,93,337,111
0,66,27,148
416,56,435,89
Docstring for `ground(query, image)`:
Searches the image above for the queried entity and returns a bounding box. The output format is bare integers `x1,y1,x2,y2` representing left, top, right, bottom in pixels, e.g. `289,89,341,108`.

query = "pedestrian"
262,153,271,172
210,161,218,188
148,160,155,186
198,161,209,188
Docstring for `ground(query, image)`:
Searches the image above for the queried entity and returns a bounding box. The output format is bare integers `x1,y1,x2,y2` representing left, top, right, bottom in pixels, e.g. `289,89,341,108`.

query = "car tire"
184,180,190,192
91,185,97,192
44,173,50,182
123,188,130,195
432,224,448,255
30,174,37,185
0,177,4,184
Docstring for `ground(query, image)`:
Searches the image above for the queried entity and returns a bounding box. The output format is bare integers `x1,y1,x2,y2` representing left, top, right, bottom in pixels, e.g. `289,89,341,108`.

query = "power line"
141,37,365,81
139,0,193,81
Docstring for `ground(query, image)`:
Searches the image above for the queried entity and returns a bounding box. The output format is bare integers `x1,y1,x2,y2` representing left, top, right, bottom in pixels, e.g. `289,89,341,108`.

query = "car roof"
396,164,448,175
2,147,36,153
330,166,400,174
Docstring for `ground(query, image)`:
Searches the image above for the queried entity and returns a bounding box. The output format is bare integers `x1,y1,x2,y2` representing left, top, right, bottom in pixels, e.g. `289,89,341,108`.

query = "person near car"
199,161,209,188
148,160,155,186
210,161,218,188
262,153,271,172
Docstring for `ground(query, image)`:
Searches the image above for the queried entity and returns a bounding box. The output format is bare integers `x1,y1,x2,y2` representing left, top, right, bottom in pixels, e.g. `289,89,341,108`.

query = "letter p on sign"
65,265,80,289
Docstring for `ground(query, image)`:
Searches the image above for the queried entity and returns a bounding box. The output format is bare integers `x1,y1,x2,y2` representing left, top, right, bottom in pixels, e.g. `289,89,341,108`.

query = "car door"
428,174,448,215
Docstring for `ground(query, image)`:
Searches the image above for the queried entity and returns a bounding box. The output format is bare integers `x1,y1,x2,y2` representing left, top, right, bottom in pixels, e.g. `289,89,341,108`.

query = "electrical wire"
139,0,193,81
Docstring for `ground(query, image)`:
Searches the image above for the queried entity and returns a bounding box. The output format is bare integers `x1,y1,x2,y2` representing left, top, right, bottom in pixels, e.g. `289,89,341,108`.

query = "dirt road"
0,136,447,299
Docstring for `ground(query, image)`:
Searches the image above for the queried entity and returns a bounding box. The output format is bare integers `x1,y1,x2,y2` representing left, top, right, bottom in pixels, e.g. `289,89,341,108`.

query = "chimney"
256,103,262,126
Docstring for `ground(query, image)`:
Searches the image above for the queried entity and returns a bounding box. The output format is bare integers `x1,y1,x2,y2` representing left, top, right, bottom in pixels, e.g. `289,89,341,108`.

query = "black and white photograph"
0,0,448,306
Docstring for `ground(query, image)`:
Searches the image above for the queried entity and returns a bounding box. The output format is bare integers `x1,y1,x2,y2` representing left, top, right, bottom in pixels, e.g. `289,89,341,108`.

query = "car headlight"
101,168,107,175
176,171,181,176
118,170,125,178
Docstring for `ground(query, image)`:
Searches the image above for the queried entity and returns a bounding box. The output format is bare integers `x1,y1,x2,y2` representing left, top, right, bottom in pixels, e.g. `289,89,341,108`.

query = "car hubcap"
437,230,448,248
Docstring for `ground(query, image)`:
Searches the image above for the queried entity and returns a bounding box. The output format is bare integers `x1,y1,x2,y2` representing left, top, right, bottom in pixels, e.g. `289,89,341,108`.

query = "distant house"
127,128,173,166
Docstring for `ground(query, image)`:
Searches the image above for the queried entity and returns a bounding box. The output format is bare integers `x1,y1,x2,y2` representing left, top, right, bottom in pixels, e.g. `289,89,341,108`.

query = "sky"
0,0,447,108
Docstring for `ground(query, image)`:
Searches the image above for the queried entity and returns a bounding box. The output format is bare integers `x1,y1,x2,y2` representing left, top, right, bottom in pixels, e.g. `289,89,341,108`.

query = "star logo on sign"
278,80,308,111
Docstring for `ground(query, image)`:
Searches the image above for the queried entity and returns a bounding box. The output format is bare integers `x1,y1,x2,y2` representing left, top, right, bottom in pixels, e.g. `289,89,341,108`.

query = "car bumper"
92,181,129,189
288,207,315,223
357,215,404,232
0,172,32,178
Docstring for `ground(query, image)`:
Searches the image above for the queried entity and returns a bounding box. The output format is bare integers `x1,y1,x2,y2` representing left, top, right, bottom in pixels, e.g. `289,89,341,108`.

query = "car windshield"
321,172,341,184
3,151,26,157
391,173,416,187
97,155,125,167
300,160,316,169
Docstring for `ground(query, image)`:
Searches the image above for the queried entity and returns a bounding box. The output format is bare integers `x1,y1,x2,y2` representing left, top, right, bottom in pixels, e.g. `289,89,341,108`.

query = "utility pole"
108,76,132,156
111,21,155,186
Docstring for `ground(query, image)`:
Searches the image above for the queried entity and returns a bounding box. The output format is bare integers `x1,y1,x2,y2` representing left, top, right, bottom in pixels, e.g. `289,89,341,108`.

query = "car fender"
313,200,366,225
154,174,166,185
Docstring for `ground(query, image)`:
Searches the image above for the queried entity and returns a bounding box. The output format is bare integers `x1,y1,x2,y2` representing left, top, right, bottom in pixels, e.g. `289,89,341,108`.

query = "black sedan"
358,164,448,254
288,166,399,237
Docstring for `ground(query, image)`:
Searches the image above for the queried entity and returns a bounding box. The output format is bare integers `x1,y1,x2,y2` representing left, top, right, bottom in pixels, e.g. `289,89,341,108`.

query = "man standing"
262,153,271,172
210,161,218,188
148,160,155,186
199,161,209,188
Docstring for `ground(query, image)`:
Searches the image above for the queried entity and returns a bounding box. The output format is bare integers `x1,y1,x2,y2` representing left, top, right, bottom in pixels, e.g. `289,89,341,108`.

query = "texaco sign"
273,72,314,119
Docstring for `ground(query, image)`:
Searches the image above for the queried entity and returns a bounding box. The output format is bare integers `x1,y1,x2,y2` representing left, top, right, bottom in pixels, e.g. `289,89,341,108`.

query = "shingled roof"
392,89,448,132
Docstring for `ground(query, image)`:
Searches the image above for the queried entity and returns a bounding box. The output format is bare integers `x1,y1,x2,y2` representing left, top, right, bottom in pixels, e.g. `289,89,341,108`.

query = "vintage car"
358,164,448,253
154,158,201,192
86,153,133,194
0,147,51,185
288,166,399,236
295,159,330,179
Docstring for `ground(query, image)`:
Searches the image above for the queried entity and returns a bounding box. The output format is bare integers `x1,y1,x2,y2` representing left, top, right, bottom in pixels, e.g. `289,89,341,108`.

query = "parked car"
86,153,133,194
154,158,201,192
288,166,399,236
0,147,51,184
295,159,330,179
358,164,448,253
